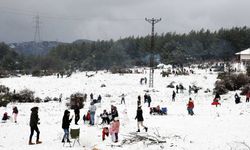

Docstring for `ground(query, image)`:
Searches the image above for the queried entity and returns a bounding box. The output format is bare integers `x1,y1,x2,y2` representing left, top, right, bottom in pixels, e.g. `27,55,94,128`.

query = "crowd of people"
2,87,250,146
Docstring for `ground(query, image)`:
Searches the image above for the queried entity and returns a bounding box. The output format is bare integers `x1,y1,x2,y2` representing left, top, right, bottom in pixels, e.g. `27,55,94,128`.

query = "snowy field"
1,68,250,150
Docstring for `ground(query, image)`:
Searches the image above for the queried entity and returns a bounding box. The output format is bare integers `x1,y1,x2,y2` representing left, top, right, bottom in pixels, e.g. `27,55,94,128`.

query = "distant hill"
9,41,65,56
72,39,93,45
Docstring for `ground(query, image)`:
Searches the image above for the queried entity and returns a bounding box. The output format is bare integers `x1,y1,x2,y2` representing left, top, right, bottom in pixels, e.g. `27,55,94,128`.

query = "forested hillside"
1,26,250,72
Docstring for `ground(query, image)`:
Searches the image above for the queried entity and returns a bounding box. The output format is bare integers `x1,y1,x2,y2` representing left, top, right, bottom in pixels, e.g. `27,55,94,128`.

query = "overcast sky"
0,0,249,43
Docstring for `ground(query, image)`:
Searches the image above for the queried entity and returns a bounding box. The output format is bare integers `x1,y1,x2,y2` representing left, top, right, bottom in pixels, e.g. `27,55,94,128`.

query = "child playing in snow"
187,98,194,115
2,112,10,123
102,127,109,141
83,111,91,124
12,106,18,123
109,117,120,143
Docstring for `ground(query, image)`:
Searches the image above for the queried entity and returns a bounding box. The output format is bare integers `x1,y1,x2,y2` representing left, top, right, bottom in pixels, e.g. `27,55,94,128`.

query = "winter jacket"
13,107,18,114
89,104,96,113
62,110,72,129
2,112,9,120
109,120,120,134
102,127,109,140
86,112,91,120
135,108,144,122
147,96,152,103
187,101,194,109
111,109,118,120
30,107,39,127
246,92,250,98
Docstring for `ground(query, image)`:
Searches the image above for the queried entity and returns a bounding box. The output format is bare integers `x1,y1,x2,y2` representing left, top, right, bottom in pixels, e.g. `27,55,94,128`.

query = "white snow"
1,68,250,150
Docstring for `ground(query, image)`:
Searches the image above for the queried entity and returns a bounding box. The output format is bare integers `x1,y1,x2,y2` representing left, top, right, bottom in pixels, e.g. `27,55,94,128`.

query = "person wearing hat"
62,110,73,143
135,105,148,132
109,117,120,142
29,107,42,145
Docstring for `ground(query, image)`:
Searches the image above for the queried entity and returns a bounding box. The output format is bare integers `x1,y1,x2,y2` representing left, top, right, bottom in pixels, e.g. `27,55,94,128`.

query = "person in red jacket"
246,90,250,102
102,127,109,141
187,98,194,115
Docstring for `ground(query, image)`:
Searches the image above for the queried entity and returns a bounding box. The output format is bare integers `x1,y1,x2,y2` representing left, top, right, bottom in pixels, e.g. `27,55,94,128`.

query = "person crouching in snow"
2,112,10,123
187,98,194,115
135,105,148,132
102,127,109,141
212,92,221,107
109,117,120,143
62,110,73,143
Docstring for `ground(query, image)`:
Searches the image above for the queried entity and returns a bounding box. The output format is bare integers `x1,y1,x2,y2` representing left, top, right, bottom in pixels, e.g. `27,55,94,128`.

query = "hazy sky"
0,0,249,43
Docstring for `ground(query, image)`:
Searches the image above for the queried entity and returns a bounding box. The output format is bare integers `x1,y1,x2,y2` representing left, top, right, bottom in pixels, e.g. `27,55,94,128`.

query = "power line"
34,14,41,42
0,6,145,22
145,17,161,88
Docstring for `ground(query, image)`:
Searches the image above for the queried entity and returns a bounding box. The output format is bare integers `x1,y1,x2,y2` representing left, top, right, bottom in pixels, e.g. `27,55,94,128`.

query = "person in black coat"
135,106,148,132
74,106,80,125
111,105,118,121
147,95,152,107
172,91,176,102
137,95,141,107
235,93,241,104
144,94,148,103
62,110,73,143
29,107,42,145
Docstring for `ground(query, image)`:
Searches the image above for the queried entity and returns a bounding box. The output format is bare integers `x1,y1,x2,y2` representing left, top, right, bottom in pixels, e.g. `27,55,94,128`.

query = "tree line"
1,26,250,73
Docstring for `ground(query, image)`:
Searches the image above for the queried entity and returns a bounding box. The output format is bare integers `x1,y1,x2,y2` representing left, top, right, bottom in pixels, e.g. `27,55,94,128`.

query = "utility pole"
145,18,161,88
34,14,41,43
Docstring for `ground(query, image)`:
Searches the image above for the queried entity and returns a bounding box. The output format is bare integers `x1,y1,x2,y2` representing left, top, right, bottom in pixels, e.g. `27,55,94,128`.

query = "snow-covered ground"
1,68,250,150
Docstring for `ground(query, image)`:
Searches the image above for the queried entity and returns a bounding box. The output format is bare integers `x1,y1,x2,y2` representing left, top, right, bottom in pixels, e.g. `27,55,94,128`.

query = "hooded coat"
30,107,39,127
135,108,144,122
62,110,72,129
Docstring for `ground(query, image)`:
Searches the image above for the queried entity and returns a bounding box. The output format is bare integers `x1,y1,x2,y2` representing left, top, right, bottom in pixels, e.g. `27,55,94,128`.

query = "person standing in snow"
89,102,96,125
120,94,126,104
59,93,62,103
144,93,148,103
97,95,102,103
172,91,176,102
176,85,179,93
188,85,192,95
111,105,118,121
109,117,120,143
90,93,94,100
74,105,80,125
29,107,42,145
135,105,148,132
12,106,18,123
147,95,152,107
187,98,194,116
246,90,250,103
62,110,73,143
137,95,141,107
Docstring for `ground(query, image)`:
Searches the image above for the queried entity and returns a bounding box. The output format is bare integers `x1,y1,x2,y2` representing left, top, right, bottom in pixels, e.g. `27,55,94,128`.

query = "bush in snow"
0,94,11,107
214,80,228,95
161,70,171,77
69,92,86,109
0,85,10,93
44,96,52,102
240,84,250,95
247,66,250,76
110,66,132,74
18,89,35,102
214,73,250,94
